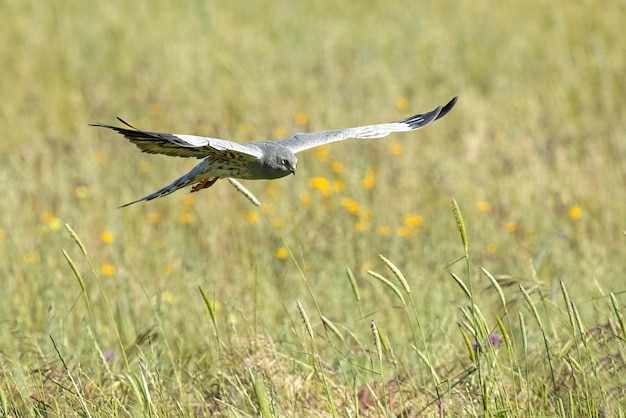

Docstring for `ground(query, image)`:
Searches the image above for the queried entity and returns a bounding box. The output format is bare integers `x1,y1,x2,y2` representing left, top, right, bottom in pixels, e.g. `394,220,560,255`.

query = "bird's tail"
119,162,214,208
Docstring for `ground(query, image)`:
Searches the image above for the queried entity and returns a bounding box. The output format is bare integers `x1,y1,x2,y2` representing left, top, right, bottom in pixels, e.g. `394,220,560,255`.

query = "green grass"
1,0,625,416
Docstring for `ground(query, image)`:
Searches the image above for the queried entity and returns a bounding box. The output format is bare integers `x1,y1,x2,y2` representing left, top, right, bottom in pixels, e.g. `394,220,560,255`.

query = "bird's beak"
290,163,297,175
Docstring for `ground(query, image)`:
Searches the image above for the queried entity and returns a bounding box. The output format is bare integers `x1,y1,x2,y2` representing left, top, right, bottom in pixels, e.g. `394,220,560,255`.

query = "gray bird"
91,96,457,207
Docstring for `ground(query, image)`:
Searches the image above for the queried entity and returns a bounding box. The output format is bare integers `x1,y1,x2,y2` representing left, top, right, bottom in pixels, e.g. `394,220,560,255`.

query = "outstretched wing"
90,118,262,160
275,96,458,154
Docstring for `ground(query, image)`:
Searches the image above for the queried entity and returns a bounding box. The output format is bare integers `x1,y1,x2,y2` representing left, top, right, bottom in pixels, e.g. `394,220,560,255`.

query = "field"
1,0,625,416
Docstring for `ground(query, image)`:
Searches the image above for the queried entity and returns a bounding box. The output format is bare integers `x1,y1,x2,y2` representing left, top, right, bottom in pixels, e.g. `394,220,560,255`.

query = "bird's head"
263,147,297,179
277,151,297,176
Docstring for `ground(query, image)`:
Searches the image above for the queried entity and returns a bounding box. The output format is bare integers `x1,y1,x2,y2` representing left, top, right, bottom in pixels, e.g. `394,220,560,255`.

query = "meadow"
1,0,625,416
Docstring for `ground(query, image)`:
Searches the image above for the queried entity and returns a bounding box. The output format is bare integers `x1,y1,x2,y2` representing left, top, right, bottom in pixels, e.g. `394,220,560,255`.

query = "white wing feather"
274,97,457,154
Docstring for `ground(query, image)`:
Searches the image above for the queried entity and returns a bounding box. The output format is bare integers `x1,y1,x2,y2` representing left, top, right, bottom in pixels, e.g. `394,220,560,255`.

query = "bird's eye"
281,159,288,165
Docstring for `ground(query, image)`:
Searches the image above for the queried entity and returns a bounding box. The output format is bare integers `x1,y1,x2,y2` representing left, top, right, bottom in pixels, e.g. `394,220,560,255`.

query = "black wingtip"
116,117,139,130
435,96,458,121
117,201,137,209
89,117,139,131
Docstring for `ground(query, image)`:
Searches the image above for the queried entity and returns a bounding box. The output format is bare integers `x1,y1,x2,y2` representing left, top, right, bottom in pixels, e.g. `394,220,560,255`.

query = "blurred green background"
1,0,625,415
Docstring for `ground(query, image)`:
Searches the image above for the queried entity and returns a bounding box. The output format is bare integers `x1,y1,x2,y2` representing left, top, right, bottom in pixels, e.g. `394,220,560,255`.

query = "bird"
91,96,457,207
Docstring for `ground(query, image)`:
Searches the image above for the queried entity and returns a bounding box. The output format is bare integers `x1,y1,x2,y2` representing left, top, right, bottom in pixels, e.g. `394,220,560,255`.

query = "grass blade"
482,267,505,307
610,293,626,341
451,199,468,254
450,273,471,299
345,267,360,302
198,286,218,335
64,223,87,256
251,371,272,418
228,178,261,206
495,315,510,349
367,270,406,307
370,320,382,362
297,300,314,340
519,284,543,328
321,315,345,343
62,249,86,294
378,254,411,294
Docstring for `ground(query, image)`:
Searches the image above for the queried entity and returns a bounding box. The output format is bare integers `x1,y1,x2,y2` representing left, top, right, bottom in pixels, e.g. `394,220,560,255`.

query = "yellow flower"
341,197,361,216
486,243,497,254
247,212,259,224
404,215,424,228
353,221,369,232
160,291,175,304
274,247,289,259
261,204,274,214
360,261,374,273
505,222,517,233
148,212,162,224
331,161,344,173
182,195,196,206
75,186,89,199
477,201,490,212
0,228,5,240
333,179,345,192
397,226,412,237
315,145,330,162
294,111,308,125
362,169,376,189
300,192,312,205
273,126,288,139
569,205,582,220
23,252,40,264
48,218,62,231
41,212,62,231
271,218,283,228
92,152,106,164
309,177,332,196
395,96,409,110
265,182,278,199
149,103,162,117
377,225,391,236
390,143,404,156
41,212,55,222
163,264,174,274
101,231,114,244
179,212,193,225
101,264,116,276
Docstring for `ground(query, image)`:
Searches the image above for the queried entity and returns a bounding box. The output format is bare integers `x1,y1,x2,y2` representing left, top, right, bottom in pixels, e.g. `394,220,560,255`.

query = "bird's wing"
90,118,262,160
275,97,457,154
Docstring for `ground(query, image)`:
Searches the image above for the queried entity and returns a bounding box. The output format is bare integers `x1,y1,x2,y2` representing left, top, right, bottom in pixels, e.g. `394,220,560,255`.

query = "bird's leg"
191,178,219,193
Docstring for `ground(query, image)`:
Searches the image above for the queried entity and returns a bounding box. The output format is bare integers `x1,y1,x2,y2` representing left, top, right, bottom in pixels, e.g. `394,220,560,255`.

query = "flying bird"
91,96,457,207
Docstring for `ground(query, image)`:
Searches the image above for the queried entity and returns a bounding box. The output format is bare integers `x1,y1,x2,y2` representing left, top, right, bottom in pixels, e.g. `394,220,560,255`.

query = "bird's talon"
191,178,218,193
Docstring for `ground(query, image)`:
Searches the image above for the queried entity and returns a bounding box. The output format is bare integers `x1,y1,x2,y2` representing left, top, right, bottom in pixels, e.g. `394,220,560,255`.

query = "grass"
1,0,626,416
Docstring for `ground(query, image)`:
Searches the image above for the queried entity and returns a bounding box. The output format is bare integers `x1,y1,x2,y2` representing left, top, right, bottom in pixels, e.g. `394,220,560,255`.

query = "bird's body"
91,96,457,207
